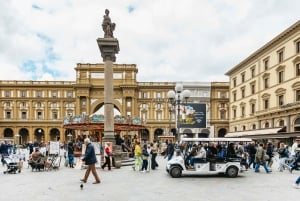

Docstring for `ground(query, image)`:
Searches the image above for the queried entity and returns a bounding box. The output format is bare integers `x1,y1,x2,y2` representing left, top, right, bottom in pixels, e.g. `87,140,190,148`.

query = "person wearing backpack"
266,142,274,168
254,143,271,173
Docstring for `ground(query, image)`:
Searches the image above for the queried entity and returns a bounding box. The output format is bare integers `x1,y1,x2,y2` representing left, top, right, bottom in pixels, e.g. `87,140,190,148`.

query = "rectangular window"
264,59,269,70
241,88,245,98
297,41,300,53
278,95,284,106
233,78,236,87
37,111,42,120
157,103,161,109
251,68,255,78
251,84,255,94
278,51,284,63
5,102,10,108
220,111,225,120
67,91,73,98
278,71,284,83
6,112,11,119
220,103,225,108
36,91,42,97
21,102,26,108
142,92,147,98
21,112,27,119
297,63,300,76
37,102,42,108
233,92,236,101
297,90,300,101
52,112,58,120
264,78,269,89
5,90,11,97
241,73,245,82
233,109,236,118
52,91,57,97
241,107,245,116
156,92,161,98
251,104,255,114
66,103,73,108
264,99,269,109
21,91,26,97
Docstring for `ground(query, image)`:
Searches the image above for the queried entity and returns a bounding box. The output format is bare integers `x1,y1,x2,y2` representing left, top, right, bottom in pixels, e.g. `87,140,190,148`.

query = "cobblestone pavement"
0,152,299,201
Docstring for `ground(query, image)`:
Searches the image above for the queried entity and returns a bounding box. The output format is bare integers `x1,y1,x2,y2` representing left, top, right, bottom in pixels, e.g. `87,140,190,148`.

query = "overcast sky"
1,0,300,83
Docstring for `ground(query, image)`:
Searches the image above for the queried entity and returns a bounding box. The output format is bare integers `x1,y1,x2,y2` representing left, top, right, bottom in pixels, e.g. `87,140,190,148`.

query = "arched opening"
50,128,60,141
3,128,13,138
18,128,29,144
183,129,193,138
154,128,164,140
170,128,177,136
141,129,149,142
198,128,210,138
34,128,44,143
218,128,227,137
92,103,121,116
294,118,300,131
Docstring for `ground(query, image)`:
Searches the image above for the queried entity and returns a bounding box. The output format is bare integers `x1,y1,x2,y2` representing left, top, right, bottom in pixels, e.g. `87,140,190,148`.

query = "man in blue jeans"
254,143,270,173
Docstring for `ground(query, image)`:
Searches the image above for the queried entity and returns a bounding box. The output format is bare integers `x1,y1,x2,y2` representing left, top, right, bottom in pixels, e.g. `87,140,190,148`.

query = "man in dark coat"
80,138,100,184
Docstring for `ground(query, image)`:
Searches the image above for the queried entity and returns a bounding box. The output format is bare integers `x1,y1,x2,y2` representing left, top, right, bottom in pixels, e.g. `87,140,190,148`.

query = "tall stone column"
97,9,119,144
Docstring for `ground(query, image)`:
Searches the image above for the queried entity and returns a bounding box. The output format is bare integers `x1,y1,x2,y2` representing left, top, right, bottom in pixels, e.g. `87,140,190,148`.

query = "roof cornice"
225,20,300,76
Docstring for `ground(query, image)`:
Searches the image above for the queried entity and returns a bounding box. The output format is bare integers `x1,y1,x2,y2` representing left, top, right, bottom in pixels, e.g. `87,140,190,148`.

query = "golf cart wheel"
170,166,182,178
226,166,238,178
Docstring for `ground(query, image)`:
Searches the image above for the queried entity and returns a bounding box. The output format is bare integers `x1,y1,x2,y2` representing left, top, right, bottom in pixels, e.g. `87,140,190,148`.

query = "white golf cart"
166,137,252,178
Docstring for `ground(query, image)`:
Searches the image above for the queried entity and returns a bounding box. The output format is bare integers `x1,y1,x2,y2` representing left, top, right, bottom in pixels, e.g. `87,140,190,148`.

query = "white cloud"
1,0,300,82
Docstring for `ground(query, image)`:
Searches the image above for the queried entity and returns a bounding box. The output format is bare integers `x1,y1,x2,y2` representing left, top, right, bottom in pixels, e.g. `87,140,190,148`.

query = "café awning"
225,127,286,138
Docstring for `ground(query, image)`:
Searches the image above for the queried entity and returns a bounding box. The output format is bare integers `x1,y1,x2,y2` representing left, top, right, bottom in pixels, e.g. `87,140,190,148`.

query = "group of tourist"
132,140,159,172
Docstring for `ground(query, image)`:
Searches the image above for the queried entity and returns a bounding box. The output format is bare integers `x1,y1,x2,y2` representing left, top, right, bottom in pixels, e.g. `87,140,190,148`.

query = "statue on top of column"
102,9,116,38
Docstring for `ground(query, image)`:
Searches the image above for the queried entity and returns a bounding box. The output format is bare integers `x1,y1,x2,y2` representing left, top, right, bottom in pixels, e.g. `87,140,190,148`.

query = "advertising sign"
179,103,206,128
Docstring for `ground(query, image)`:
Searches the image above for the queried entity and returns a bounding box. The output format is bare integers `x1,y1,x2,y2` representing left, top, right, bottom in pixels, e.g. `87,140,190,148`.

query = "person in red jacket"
101,143,112,170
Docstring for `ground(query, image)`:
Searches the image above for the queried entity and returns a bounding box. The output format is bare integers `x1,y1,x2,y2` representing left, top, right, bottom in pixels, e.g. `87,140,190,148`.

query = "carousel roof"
63,114,146,131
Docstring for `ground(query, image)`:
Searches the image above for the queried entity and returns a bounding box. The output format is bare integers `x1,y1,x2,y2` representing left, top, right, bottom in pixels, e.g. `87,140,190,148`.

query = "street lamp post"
167,83,191,141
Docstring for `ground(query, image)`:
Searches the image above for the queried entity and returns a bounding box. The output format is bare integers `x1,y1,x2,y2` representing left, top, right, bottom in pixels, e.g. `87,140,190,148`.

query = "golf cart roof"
181,137,252,142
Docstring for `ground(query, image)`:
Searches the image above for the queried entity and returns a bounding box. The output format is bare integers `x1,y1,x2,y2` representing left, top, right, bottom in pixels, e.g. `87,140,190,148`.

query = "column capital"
97,38,119,62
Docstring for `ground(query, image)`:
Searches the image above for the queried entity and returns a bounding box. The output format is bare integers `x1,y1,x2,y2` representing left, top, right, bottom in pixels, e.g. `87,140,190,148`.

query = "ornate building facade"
225,20,300,140
0,63,229,144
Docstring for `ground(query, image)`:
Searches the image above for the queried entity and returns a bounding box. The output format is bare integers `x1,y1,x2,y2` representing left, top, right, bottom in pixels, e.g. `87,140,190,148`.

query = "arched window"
265,122,270,128
279,120,284,127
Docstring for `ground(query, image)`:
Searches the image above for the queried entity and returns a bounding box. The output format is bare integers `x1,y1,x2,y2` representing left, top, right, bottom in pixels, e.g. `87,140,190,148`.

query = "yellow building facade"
225,20,300,139
0,63,229,144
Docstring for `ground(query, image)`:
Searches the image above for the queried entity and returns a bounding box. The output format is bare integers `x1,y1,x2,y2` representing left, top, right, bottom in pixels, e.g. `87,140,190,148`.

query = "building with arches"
225,20,300,140
0,63,229,144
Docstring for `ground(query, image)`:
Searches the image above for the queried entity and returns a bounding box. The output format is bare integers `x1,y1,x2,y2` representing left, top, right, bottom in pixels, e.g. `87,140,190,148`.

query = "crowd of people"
1,136,300,189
